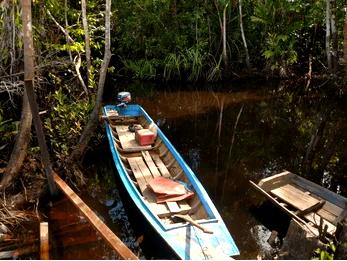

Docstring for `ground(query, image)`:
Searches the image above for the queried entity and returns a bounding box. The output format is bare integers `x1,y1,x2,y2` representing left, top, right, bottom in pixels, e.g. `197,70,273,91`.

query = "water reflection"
47,83,346,259
111,83,346,259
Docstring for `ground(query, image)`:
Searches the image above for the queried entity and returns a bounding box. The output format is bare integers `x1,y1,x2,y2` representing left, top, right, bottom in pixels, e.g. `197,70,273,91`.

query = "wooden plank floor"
151,154,171,178
114,125,151,152
141,152,183,213
271,184,320,211
128,154,191,217
127,157,170,217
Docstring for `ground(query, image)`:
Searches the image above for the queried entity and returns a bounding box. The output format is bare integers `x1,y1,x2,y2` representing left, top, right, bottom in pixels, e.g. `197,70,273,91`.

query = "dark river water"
47,81,346,259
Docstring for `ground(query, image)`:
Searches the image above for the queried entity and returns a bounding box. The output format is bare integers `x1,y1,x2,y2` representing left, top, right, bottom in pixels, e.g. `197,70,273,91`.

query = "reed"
122,59,157,80
184,47,205,82
207,54,223,81
163,53,182,80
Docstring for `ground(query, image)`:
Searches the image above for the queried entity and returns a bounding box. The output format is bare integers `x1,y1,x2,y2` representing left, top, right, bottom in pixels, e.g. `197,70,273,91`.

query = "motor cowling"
117,92,131,107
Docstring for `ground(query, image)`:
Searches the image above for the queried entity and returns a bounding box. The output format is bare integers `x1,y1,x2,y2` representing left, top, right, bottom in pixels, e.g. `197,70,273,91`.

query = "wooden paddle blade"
173,214,213,234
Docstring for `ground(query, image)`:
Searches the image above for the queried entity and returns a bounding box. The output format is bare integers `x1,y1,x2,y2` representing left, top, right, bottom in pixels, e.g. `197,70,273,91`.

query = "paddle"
173,214,214,234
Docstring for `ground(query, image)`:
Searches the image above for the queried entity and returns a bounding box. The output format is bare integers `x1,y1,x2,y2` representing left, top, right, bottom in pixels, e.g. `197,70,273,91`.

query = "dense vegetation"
2,0,346,85
0,0,346,258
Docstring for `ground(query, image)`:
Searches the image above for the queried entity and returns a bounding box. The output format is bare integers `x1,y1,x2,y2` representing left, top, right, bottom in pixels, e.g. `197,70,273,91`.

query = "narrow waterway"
49,81,346,259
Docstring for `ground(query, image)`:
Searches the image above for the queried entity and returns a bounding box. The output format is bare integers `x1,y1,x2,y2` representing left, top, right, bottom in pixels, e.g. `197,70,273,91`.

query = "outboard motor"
117,91,131,107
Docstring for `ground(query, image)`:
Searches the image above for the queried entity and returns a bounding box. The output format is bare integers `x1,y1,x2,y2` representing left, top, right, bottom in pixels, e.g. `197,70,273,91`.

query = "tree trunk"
326,0,332,72
22,0,57,195
81,0,91,85
10,0,16,77
238,0,251,70
46,7,89,95
330,0,337,71
302,112,328,177
69,0,112,163
65,0,72,63
343,13,347,63
0,91,32,189
222,4,228,70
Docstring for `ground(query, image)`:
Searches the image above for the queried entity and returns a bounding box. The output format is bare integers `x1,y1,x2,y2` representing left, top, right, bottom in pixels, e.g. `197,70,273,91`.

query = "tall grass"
163,53,182,80
123,46,223,82
207,54,223,82
184,46,205,82
163,45,207,82
122,59,158,80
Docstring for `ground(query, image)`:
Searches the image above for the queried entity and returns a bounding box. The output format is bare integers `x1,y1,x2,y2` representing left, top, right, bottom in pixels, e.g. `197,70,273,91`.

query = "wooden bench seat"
271,183,346,225
270,184,321,212
114,125,152,152
127,154,191,218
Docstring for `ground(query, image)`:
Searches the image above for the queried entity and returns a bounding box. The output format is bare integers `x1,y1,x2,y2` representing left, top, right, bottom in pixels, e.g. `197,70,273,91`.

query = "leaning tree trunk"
302,112,328,177
69,0,112,163
46,7,89,96
330,0,337,72
81,0,91,86
65,0,72,62
222,4,228,70
0,90,32,189
10,0,16,77
22,0,57,195
238,0,251,70
343,12,347,63
326,0,332,72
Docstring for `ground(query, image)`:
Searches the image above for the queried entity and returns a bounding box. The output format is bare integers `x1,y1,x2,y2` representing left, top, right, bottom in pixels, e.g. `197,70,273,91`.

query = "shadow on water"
47,81,346,259
46,142,146,259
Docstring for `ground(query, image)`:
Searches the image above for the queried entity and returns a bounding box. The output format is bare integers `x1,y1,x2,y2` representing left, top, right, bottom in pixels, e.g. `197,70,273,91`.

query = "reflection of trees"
134,87,346,200
300,108,345,195
255,93,346,195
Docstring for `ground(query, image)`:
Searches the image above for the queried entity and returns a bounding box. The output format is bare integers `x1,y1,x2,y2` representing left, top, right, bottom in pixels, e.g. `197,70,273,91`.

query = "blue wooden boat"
103,103,239,259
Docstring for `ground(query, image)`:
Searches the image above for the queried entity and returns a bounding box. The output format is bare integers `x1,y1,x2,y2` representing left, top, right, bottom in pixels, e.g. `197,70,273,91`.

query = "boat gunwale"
103,104,240,258
258,171,347,209
103,105,221,230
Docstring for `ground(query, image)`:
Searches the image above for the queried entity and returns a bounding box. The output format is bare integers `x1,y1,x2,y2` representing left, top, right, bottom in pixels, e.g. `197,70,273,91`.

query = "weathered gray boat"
250,171,347,237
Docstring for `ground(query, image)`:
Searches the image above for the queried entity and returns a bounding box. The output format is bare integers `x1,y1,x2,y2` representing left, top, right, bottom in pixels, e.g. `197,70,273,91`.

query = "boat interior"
106,111,211,226
256,171,347,237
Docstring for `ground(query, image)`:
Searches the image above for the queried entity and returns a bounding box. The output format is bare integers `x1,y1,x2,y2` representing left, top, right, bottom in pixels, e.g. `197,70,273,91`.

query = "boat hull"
250,171,347,238
103,104,239,259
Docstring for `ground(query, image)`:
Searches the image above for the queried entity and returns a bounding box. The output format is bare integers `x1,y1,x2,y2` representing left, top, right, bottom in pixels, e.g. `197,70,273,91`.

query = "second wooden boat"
103,103,239,260
250,171,347,238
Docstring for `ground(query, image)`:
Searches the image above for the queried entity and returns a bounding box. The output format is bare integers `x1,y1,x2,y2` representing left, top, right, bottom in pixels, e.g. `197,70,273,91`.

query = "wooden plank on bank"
53,173,138,260
40,222,49,260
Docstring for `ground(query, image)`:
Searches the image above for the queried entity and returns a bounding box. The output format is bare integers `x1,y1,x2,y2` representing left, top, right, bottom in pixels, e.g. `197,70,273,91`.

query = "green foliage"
0,107,17,151
44,88,93,158
163,44,207,81
0,0,22,68
164,53,182,80
114,0,215,81
122,59,158,80
312,241,336,260
251,0,303,72
207,55,223,82
263,33,297,71
184,45,206,82
2,0,346,83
